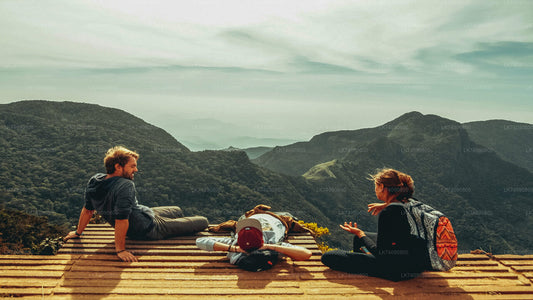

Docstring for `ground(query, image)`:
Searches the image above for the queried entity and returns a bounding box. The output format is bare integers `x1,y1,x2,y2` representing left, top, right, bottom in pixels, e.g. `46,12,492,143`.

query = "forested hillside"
464,120,533,173
0,100,329,234
1,101,532,254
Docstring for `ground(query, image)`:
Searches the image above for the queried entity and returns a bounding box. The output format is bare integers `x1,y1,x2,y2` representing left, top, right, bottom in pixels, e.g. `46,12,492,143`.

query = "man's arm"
115,219,138,262
262,244,312,261
196,237,236,252
64,207,94,241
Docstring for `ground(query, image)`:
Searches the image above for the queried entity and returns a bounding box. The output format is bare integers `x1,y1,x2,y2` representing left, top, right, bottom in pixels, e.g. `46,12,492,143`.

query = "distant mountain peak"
400,111,424,118
1,100,190,152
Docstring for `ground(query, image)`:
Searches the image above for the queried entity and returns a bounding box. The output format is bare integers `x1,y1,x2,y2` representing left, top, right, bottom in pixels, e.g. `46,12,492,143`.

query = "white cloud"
1,0,531,73
1,0,532,149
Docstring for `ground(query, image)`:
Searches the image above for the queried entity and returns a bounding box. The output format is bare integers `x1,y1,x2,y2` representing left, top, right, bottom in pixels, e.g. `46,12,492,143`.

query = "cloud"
2,0,531,74
456,42,533,72
1,0,532,149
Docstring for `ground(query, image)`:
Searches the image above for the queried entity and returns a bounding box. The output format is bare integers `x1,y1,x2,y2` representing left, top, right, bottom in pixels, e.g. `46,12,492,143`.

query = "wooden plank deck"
1,224,533,299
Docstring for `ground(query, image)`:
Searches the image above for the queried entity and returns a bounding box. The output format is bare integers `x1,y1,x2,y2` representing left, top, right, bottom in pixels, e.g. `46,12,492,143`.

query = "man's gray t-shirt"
84,173,154,239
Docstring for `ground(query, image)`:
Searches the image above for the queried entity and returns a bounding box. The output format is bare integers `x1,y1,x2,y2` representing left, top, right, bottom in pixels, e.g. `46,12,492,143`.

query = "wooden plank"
0,254,79,260
68,265,243,273
301,285,533,296
68,260,297,273
73,260,235,268
494,255,533,260
58,278,300,288
61,271,300,280
292,264,516,275
293,259,498,267
471,296,533,300
0,259,75,266
77,254,231,262
73,254,317,263
0,270,65,278
444,285,533,294
0,278,60,288
72,259,241,267
0,287,53,296
300,271,520,280
302,286,391,296
66,266,299,274
455,260,499,266
300,278,528,288
19,296,297,300
0,265,72,271
500,260,533,266
58,249,231,255
446,266,511,272
52,286,305,295
456,254,492,260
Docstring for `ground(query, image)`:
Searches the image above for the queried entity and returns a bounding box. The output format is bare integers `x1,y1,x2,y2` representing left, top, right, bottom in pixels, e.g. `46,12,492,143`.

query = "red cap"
236,218,264,252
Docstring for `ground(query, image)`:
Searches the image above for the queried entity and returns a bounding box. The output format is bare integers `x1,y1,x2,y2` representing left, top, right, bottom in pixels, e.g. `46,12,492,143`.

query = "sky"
1,0,532,150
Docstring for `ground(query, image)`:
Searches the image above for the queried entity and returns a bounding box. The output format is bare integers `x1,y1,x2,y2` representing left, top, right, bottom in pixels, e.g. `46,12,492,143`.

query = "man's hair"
104,146,139,174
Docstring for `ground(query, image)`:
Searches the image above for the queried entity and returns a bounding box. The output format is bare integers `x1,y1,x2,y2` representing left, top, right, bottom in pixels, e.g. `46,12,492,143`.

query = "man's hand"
63,231,81,242
64,207,93,242
230,245,246,253
117,250,138,262
368,202,389,216
340,221,366,238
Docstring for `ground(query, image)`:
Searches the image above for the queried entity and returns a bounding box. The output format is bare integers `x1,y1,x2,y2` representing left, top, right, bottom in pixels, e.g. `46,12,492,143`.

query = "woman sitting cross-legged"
321,168,430,281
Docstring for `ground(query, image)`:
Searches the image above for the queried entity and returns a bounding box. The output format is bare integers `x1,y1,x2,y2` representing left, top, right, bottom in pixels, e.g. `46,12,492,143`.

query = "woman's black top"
361,203,429,276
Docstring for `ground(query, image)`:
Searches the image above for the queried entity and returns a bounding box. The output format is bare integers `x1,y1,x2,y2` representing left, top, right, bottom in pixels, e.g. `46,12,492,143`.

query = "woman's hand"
368,202,389,216
339,222,366,238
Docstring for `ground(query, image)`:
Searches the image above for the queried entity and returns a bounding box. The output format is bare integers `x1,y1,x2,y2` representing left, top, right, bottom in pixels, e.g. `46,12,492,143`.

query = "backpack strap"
390,200,421,238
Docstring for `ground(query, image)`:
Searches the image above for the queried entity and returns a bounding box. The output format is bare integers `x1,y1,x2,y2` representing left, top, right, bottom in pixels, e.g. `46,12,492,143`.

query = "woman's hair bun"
371,168,414,201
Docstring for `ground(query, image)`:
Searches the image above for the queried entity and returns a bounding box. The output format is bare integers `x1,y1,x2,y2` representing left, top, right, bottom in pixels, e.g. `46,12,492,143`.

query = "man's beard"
122,170,134,180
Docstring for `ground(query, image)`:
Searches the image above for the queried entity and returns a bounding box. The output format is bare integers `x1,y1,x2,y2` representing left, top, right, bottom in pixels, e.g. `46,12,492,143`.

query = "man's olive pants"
145,206,208,240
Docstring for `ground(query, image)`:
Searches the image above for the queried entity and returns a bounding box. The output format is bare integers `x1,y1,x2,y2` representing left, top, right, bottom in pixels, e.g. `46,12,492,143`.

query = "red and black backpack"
401,198,458,271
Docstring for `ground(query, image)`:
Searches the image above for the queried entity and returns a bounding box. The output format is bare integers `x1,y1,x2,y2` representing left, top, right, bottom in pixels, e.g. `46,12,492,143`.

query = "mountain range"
1,100,532,254
253,111,533,253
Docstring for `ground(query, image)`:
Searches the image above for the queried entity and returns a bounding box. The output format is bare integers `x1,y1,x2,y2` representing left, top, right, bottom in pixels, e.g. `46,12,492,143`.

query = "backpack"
236,249,279,272
401,198,458,271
